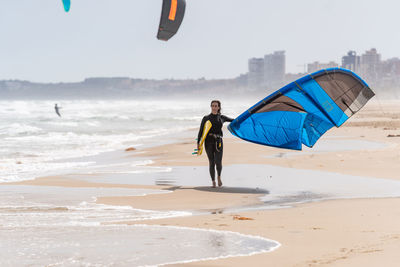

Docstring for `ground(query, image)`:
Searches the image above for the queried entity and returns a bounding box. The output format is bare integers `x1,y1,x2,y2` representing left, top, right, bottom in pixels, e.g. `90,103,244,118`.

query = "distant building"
264,51,285,89
284,73,306,84
247,48,400,94
248,58,264,88
247,51,286,89
341,51,360,72
380,57,400,88
307,61,339,73
360,48,381,85
382,58,400,76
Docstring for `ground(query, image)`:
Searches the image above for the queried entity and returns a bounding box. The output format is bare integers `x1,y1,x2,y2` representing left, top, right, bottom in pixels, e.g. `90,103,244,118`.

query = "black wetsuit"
197,113,233,181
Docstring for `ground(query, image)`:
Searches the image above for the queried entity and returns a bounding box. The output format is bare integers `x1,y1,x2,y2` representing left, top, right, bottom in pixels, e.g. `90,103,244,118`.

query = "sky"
1,0,400,82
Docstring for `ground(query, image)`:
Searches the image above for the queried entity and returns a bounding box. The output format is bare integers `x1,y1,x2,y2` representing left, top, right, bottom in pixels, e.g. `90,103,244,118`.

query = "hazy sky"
1,0,400,82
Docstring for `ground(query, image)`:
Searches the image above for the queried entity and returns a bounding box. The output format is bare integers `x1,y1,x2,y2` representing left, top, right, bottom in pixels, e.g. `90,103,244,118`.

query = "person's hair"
210,100,221,114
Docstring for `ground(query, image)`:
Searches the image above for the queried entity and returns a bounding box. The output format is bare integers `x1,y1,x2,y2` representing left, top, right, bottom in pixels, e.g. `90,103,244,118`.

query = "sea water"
0,99,251,182
0,185,279,266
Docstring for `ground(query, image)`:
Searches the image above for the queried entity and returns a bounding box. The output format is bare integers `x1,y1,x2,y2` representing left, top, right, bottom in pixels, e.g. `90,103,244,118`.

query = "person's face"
211,102,219,114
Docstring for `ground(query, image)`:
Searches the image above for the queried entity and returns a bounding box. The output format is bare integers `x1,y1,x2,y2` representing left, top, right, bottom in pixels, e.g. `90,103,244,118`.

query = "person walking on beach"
197,100,233,188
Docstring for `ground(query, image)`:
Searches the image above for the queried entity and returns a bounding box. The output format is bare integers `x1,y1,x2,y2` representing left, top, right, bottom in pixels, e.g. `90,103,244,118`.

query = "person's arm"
221,115,234,123
197,116,206,145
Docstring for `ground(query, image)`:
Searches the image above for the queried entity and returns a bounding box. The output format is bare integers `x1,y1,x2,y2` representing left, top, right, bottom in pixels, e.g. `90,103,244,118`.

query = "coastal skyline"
3,47,399,87
1,0,400,82
248,48,400,90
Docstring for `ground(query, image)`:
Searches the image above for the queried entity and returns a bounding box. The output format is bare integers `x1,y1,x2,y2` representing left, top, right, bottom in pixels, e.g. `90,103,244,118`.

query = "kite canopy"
228,68,375,150
62,0,70,12
157,0,186,41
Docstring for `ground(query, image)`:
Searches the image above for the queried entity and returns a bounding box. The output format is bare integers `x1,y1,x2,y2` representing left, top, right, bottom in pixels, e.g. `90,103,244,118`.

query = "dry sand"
13,101,400,266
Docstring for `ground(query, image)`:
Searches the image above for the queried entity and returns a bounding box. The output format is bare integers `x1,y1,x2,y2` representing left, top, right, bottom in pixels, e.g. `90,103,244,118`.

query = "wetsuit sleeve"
221,115,234,123
197,116,207,144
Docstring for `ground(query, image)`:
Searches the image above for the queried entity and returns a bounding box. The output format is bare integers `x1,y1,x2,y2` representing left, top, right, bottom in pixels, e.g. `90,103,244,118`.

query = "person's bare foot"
212,181,216,188
217,176,222,187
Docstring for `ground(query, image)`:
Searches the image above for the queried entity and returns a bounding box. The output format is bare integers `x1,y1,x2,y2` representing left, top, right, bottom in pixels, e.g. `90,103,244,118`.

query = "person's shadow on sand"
164,186,269,195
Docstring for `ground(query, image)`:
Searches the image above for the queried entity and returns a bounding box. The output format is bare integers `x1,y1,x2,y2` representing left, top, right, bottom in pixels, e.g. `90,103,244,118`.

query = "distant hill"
0,76,256,100
1,75,397,100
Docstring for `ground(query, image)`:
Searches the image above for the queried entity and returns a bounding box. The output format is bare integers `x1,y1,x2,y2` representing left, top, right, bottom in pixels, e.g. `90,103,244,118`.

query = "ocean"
0,99,253,183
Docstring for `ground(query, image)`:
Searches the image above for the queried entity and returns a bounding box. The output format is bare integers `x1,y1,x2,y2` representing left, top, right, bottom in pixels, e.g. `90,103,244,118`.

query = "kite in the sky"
61,0,186,41
228,68,375,150
157,0,186,41
62,0,70,12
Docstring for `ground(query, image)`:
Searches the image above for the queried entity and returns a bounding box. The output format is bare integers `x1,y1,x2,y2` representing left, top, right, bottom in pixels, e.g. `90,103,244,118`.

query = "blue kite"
228,68,375,150
62,0,70,12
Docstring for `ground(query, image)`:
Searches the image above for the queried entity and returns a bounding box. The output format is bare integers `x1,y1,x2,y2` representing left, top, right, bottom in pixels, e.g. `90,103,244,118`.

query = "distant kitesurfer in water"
54,103,62,117
198,100,233,188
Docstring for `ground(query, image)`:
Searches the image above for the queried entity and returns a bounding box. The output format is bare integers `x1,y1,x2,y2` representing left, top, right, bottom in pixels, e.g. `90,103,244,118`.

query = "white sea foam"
1,123,44,136
0,161,95,183
149,225,281,267
0,185,187,228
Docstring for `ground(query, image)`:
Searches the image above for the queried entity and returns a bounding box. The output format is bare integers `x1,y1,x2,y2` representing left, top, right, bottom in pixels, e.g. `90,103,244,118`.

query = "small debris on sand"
125,147,136,152
233,215,254,221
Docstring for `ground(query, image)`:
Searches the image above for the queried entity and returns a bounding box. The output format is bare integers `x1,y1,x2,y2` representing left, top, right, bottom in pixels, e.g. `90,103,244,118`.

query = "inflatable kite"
157,0,186,41
228,68,375,150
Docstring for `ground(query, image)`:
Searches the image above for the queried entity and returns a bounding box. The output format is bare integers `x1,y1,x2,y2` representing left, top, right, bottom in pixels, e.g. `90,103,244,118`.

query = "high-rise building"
360,48,381,84
264,51,285,88
341,51,360,72
248,58,264,88
382,58,400,76
380,57,400,88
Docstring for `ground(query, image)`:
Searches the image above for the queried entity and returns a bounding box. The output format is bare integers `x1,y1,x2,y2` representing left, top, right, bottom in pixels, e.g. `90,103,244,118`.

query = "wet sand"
10,100,400,266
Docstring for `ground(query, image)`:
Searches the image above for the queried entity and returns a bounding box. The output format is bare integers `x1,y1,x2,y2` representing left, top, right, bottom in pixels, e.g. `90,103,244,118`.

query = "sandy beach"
4,101,400,266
